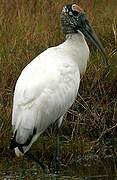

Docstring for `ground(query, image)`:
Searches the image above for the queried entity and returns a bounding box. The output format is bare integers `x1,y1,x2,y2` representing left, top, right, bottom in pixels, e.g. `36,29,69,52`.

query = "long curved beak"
78,18,108,65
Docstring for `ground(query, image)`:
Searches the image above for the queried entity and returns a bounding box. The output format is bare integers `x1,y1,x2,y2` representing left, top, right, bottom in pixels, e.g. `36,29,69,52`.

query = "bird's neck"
62,33,90,74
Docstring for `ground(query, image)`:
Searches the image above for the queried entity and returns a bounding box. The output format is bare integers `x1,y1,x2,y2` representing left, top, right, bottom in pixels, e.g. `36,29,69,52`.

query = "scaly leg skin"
52,135,60,174
52,121,61,174
25,151,49,174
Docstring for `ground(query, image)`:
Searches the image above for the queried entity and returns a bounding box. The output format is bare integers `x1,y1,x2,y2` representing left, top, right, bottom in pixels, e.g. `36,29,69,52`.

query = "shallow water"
1,171,117,180
1,155,117,180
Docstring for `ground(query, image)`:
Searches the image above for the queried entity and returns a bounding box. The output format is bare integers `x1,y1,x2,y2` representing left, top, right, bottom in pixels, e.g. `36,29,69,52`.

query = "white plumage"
11,4,107,161
12,33,89,156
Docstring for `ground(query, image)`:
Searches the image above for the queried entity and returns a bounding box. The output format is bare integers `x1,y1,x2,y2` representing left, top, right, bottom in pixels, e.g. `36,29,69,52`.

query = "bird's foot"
25,151,49,174
51,155,61,174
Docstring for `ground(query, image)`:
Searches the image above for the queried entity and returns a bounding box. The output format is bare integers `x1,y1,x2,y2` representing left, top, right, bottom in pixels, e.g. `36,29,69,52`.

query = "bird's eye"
69,11,73,16
68,10,78,16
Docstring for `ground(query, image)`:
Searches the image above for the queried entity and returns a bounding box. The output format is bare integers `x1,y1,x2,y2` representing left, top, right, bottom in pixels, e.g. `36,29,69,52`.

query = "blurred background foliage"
0,0,117,169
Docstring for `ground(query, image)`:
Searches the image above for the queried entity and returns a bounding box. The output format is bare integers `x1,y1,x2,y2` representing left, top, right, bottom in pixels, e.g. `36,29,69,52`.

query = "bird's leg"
25,151,49,174
52,121,60,174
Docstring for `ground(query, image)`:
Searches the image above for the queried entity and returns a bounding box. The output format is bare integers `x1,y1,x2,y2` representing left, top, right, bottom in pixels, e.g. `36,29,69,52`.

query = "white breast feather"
12,34,89,147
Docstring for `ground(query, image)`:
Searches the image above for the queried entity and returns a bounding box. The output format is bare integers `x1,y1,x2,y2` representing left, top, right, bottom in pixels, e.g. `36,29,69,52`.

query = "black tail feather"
10,127,37,153
10,131,18,149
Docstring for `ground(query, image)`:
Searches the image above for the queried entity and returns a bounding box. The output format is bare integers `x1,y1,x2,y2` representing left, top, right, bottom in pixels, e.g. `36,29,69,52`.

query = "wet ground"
0,153,117,180
0,136,117,179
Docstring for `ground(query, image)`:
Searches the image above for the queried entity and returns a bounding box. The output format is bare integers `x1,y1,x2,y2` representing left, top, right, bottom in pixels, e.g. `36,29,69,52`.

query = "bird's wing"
12,48,80,144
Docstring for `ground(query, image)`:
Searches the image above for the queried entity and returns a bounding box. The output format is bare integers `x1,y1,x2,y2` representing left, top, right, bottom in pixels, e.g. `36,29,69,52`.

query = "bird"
10,3,107,172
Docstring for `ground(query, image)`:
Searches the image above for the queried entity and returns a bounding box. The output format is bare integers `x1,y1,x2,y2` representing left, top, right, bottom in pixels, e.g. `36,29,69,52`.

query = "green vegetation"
0,0,117,178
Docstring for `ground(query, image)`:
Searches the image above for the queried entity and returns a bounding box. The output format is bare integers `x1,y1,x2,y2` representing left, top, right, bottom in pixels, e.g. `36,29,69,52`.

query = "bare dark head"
61,4,108,64
61,4,85,34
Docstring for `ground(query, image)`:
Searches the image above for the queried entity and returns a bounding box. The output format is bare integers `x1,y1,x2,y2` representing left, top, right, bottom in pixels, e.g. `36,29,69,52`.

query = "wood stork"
10,3,107,172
